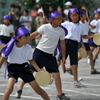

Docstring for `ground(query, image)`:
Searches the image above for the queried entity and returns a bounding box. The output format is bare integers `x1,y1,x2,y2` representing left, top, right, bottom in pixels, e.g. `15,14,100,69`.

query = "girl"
0,15,14,44
78,9,99,74
61,8,94,87
89,10,100,65
0,26,50,100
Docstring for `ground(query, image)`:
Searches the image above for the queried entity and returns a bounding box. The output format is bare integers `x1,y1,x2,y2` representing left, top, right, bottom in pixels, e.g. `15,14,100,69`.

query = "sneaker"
66,67,72,75
91,69,100,74
56,93,70,100
74,82,86,88
15,90,22,99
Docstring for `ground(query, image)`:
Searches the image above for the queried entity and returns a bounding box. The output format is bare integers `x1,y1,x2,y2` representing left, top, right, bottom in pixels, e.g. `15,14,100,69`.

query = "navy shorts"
8,63,35,83
78,43,90,51
0,36,11,44
30,48,59,73
89,42,100,47
57,39,78,65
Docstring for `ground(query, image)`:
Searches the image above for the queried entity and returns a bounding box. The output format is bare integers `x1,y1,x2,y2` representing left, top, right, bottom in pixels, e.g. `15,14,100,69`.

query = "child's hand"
37,68,44,72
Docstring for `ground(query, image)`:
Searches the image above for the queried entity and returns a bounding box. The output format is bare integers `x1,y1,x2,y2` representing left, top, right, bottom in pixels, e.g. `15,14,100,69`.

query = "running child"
0,26,50,100
61,8,94,87
16,11,70,100
89,10,100,65
78,9,99,74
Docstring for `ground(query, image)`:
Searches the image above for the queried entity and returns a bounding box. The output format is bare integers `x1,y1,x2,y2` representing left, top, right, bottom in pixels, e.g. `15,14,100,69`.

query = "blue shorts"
30,48,59,73
8,63,35,83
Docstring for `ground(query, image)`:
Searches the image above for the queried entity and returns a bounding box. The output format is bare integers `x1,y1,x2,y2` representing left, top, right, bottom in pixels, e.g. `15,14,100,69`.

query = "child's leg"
71,65,78,82
93,47,100,61
52,72,62,95
28,80,50,100
78,52,82,61
2,78,16,100
17,80,25,90
87,50,94,69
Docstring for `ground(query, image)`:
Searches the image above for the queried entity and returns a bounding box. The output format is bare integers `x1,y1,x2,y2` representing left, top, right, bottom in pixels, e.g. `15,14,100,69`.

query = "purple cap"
80,10,86,16
94,10,99,14
15,26,30,37
49,11,60,21
2,15,11,20
68,8,79,14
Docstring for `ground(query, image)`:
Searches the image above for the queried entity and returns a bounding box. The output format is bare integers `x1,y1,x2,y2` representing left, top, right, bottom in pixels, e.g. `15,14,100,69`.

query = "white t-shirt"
0,24,14,37
61,21,87,42
2,43,33,64
90,19,99,33
63,9,70,15
36,23,65,54
19,15,32,32
80,21,89,43
96,19,100,33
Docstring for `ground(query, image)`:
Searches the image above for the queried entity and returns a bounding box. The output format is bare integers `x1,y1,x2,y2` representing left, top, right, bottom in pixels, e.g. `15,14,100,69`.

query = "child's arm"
60,40,66,63
29,31,40,40
0,57,7,68
29,60,43,71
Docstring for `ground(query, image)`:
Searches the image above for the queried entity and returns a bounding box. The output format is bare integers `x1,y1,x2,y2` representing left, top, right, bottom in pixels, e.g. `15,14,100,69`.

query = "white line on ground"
0,93,42,99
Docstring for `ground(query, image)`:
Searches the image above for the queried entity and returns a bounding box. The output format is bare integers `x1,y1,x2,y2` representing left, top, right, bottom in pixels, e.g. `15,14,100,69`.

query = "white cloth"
2,43,33,64
62,21,87,42
19,15,32,32
96,19,100,33
36,23,65,54
80,21,89,43
90,19,99,33
63,9,70,15
0,24,14,37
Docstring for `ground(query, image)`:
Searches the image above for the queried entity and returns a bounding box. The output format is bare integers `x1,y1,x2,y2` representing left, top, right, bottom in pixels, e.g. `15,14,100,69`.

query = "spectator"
19,9,32,32
63,1,72,19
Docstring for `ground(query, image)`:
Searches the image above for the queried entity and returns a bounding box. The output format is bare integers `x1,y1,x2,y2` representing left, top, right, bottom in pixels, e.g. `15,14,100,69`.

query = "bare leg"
71,65,78,82
87,50,94,69
2,78,16,100
93,47,100,61
18,80,25,90
53,72,62,95
29,80,50,100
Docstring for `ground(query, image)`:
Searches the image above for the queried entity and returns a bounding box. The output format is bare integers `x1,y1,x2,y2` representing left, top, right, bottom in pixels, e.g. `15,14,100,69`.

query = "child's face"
52,15,62,26
3,19,10,25
81,14,87,21
17,34,30,45
94,13,100,19
70,12,79,23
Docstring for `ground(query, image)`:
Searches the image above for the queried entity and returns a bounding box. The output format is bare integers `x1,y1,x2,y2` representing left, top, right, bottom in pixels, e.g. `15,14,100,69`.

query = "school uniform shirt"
0,24,14,37
36,23,65,54
2,43,33,64
19,15,32,32
80,21,89,43
96,19,100,33
61,21,87,42
90,19,99,33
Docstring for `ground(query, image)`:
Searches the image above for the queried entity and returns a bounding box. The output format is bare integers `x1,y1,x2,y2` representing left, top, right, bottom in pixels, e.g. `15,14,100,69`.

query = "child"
78,9,99,74
0,26,50,100
0,15,14,44
61,8,94,87
16,11,70,100
89,10,100,65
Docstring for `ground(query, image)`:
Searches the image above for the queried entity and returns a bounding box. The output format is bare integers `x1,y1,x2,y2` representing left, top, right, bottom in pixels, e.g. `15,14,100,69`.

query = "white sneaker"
74,82,86,88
